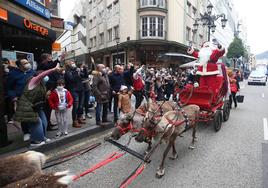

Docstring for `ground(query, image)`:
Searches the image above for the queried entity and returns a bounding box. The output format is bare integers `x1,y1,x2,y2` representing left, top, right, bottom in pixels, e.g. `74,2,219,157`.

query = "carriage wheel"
213,110,222,132
223,100,231,122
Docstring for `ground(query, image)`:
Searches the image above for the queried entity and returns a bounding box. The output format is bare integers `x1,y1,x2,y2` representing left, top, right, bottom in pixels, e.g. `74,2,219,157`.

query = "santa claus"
187,40,225,88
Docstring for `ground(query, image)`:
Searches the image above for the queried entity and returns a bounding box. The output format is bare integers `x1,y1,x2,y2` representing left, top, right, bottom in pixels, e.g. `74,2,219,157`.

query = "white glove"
194,82,199,88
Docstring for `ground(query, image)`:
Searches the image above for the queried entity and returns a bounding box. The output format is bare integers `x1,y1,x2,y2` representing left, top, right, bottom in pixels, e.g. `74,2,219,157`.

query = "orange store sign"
23,18,48,36
0,7,8,21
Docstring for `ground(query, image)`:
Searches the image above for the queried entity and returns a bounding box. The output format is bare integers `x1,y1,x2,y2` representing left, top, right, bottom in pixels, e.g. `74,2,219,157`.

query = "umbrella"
179,60,197,68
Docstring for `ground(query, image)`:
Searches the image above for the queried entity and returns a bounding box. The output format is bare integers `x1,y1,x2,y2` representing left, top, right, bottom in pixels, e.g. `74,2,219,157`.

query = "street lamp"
193,4,228,41
115,37,120,65
71,50,75,61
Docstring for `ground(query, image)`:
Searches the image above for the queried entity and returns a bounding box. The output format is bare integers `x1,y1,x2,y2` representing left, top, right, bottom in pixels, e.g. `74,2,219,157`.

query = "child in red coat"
48,79,73,138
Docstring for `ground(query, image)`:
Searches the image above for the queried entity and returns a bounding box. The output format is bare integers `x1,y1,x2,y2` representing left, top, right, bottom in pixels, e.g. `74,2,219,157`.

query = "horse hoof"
169,153,178,160
155,168,165,179
188,145,195,150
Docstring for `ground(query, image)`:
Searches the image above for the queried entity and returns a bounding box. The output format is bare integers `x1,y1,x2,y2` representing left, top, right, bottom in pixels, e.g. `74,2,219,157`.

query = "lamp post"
115,37,120,65
193,3,228,41
71,50,75,62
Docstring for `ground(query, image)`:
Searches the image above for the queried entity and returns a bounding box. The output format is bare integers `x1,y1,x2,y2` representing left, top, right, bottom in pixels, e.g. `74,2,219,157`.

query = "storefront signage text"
23,18,48,36
11,0,51,19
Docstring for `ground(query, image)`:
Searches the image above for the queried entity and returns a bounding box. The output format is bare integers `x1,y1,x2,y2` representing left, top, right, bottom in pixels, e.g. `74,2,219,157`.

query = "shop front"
0,7,56,64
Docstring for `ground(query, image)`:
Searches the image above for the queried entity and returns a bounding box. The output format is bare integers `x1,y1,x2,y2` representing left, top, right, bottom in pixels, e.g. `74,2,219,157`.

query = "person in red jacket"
48,79,73,138
228,70,239,108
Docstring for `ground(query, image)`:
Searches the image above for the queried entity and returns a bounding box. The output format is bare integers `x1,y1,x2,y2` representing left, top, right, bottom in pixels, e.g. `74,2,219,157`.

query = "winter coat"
92,71,111,103
123,66,135,87
118,93,132,114
46,72,65,91
109,72,125,93
64,68,85,92
155,82,165,101
48,89,73,110
14,79,47,123
230,76,238,93
6,68,35,100
164,80,174,95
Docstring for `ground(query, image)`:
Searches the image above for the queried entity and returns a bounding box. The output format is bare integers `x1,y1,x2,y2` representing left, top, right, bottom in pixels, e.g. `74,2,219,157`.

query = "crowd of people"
2,51,242,148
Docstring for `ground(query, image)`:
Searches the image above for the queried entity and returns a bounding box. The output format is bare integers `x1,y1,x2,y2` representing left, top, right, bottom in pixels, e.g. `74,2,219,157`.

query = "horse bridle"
116,122,133,135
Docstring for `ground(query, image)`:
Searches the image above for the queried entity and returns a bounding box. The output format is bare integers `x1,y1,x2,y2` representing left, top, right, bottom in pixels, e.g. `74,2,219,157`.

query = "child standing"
118,85,132,114
48,79,73,138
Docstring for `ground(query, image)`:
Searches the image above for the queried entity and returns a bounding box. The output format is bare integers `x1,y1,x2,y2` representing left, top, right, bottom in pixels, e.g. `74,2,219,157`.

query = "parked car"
248,70,267,86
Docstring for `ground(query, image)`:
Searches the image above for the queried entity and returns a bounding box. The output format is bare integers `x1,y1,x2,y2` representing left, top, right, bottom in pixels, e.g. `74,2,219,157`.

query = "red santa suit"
188,42,225,90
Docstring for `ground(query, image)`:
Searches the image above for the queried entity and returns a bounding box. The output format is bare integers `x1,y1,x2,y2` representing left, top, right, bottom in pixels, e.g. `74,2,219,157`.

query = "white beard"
198,47,213,66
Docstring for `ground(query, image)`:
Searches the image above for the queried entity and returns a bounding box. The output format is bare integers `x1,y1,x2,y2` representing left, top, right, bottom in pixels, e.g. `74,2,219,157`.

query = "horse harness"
165,104,190,130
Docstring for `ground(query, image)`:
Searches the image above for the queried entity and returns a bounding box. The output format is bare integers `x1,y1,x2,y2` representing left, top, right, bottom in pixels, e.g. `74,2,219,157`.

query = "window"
107,4,112,17
114,25,119,39
108,29,112,42
192,30,197,43
158,17,164,37
149,17,156,36
158,0,164,7
199,34,203,46
150,0,157,5
141,0,148,6
89,1,92,9
141,16,165,38
187,2,191,15
93,36,96,47
192,7,197,18
186,27,191,41
90,38,94,47
89,19,93,28
142,17,148,37
113,0,119,14
99,33,104,44
140,0,165,7
93,16,96,27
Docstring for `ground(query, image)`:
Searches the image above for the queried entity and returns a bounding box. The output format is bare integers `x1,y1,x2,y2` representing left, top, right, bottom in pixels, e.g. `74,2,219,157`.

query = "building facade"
0,0,64,64
86,0,208,68
209,0,239,48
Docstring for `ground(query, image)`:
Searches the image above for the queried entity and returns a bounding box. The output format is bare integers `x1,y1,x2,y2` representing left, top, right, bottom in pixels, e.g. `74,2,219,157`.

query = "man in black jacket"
109,65,125,122
123,63,134,89
65,60,87,128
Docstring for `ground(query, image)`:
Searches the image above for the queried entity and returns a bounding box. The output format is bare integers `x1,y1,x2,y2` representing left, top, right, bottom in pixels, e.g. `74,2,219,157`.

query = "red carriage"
179,62,231,132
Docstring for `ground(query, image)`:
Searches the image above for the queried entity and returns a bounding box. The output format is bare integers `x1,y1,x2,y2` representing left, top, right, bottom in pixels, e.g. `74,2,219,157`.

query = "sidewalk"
0,108,114,157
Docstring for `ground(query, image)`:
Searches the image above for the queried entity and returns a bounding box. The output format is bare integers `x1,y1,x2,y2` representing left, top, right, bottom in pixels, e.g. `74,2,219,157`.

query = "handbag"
236,93,244,103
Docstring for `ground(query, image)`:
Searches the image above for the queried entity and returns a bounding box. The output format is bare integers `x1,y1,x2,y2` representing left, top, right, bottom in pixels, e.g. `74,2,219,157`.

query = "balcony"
139,29,167,40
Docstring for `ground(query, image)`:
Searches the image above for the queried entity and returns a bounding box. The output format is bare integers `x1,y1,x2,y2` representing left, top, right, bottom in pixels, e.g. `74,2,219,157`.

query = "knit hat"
120,85,128,91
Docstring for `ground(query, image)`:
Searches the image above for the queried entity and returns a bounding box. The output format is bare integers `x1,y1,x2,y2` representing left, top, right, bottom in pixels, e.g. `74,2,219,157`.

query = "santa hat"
120,85,128,91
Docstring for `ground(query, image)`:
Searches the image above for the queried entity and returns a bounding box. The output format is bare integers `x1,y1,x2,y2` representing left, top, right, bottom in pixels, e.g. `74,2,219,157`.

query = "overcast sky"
60,0,268,55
